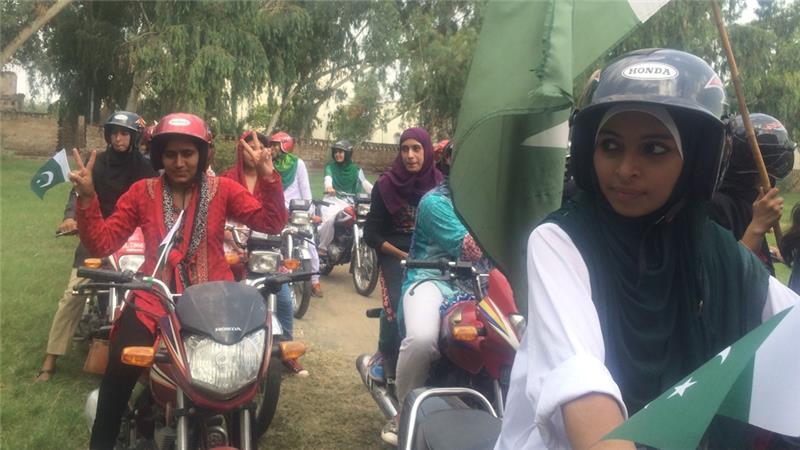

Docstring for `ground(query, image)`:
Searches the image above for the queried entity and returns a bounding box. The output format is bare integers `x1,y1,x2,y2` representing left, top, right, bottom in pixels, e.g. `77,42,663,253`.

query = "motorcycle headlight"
248,251,282,274
357,203,370,217
183,329,265,397
290,211,311,226
118,255,145,272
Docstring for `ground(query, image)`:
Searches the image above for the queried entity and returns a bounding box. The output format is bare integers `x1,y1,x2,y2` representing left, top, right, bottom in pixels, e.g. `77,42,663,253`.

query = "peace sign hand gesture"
240,131,276,182
68,148,97,205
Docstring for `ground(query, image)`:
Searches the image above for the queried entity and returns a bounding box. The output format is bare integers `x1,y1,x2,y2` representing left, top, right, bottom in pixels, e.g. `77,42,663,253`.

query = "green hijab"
325,160,361,194
273,151,299,190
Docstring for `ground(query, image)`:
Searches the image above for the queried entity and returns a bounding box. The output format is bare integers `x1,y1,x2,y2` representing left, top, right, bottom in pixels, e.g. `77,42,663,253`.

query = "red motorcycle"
356,259,525,449
79,266,310,450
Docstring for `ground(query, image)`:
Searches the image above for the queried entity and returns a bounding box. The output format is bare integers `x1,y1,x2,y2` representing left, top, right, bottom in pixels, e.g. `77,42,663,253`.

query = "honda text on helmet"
269,131,295,154
104,111,145,153
149,113,211,176
729,113,797,182
570,48,729,201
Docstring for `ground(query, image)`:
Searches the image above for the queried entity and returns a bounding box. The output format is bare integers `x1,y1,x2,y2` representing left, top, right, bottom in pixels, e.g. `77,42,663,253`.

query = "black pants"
377,253,404,365
89,307,154,450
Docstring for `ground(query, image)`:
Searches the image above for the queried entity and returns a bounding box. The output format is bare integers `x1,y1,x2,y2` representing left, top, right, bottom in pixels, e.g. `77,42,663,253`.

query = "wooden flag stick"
710,0,782,245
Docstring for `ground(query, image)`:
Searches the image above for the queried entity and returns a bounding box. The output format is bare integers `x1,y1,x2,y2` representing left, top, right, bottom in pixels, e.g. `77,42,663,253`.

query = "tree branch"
2,0,75,66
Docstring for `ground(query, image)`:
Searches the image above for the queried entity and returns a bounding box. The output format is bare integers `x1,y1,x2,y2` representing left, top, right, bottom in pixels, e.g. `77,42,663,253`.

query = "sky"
5,0,764,104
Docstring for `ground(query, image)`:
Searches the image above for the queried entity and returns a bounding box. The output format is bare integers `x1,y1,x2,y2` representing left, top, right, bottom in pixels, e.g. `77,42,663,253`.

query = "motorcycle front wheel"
252,356,282,443
352,243,379,297
291,281,311,319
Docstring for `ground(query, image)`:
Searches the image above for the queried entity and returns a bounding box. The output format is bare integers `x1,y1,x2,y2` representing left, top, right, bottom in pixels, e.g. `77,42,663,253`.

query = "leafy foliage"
327,72,382,143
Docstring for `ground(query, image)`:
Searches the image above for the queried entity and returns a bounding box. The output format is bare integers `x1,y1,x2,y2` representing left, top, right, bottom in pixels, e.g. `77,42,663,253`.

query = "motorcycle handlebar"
77,281,153,293
55,229,78,237
253,270,318,293
77,267,136,283
402,259,456,270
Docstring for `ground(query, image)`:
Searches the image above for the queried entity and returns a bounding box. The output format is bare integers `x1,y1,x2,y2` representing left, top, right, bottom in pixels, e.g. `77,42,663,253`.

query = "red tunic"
76,174,287,332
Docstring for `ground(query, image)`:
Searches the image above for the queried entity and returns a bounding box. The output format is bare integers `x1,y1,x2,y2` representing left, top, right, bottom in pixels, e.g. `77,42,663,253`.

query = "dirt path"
263,265,390,449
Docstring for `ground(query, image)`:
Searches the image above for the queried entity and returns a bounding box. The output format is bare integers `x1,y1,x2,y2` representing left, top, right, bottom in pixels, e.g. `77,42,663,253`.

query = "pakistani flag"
31,149,71,199
606,305,800,449
450,0,669,298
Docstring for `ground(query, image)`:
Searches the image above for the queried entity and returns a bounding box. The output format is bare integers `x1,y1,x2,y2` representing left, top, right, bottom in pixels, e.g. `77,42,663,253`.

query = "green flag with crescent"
31,149,71,199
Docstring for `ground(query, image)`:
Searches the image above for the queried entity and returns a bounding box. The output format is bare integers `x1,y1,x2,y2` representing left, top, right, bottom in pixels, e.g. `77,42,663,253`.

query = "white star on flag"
717,347,731,364
668,377,697,399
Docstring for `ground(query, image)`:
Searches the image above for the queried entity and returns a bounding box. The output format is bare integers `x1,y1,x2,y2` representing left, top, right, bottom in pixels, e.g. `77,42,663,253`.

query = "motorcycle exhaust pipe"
356,354,398,420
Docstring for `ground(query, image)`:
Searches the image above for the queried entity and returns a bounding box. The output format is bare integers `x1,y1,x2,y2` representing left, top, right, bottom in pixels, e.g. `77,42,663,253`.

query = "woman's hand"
58,218,78,234
751,187,783,234
325,186,336,195
68,148,96,207
241,131,275,182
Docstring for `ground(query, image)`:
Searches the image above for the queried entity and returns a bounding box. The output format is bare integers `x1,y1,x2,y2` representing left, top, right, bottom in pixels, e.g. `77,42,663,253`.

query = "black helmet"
729,113,796,181
570,48,729,201
331,140,354,162
104,111,144,151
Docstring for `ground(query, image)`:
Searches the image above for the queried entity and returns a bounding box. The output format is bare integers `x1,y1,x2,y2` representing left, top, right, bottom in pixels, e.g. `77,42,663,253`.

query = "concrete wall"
0,111,59,156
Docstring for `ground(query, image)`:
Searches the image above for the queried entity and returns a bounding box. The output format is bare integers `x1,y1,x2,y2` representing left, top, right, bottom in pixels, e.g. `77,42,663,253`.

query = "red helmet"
150,113,211,172
269,131,295,153
433,139,450,162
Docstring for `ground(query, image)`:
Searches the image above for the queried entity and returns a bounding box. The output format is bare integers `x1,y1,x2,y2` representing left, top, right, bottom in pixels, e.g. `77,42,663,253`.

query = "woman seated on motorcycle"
363,126,442,442
221,130,309,377
318,139,374,257
388,147,489,445
495,49,799,450
69,113,287,449
267,131,322,301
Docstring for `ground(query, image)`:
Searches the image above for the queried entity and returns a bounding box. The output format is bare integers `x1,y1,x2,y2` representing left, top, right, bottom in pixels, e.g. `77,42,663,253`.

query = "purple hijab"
377,127,443,214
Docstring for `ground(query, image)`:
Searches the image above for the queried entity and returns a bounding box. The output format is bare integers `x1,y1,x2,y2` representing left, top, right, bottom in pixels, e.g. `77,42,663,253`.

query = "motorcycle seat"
415,408,501,450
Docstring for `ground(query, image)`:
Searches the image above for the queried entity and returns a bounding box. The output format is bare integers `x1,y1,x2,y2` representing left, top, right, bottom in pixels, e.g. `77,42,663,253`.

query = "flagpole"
710,0,783,245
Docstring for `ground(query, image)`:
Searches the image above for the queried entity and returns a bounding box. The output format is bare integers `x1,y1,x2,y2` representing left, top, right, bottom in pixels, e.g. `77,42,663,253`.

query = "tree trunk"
1,0,75,66
267,82,298,134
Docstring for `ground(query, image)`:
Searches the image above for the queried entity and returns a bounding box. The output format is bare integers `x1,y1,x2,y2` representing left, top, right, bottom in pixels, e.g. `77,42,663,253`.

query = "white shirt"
494,223,799,450
282,159,312,209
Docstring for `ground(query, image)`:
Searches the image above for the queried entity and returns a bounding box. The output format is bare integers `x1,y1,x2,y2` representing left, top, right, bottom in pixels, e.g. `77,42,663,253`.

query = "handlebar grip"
365,308,382,318
403,259,452,270
77,267,135,283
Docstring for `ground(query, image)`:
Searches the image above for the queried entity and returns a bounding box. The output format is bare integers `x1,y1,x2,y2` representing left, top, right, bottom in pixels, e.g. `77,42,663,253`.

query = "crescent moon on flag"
38,171,54,188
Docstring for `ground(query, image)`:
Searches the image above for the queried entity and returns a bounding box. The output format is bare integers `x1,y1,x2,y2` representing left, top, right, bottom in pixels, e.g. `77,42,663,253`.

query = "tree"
326,72,382,143
729,0,800,137
1,0,74,66
391,0,484,139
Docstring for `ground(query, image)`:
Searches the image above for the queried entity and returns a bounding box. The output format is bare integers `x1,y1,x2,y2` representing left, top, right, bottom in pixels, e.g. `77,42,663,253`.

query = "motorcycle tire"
252,356,282,444
292,280,312,319
319,257,334,276
352,244,379,297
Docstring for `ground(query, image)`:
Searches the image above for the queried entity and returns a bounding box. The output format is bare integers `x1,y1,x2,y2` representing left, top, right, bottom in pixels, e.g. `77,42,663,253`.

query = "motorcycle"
315,192,379,297
356,259,525,449
71,227,146,343
79,265,311,449
226,198,315,319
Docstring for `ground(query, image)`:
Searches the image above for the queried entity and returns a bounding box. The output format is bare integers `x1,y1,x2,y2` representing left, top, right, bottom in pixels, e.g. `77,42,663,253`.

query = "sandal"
35,368,55,382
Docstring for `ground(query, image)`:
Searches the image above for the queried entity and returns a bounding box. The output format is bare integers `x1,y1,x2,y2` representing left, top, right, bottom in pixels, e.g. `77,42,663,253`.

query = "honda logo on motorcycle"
215,326,242,332
621,62,679,80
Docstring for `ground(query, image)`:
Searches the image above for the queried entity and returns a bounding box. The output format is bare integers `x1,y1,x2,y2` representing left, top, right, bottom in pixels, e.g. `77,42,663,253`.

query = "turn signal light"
121,346,155,367
225,252,241,265
84,258,102,269
283,258,301,271
453,325,479,341
279,341,306,361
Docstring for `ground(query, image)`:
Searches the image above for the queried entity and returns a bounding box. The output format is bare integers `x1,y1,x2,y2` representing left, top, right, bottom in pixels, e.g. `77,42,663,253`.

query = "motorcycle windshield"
177,281,266,345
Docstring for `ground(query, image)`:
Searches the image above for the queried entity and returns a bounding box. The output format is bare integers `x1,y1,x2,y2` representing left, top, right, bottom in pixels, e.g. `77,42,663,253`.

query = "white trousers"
395,281,444,405
317,197,350,251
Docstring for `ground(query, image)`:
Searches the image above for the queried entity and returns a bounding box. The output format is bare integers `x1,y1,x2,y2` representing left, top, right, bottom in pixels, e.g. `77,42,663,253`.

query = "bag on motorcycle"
83,338,109,375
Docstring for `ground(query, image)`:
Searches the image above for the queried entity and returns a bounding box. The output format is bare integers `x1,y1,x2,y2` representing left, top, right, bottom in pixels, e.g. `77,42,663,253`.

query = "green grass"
1,155,96,449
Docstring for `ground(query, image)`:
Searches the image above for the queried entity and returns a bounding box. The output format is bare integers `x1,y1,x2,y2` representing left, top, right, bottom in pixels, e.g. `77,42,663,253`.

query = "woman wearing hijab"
495,49,798,450
363,126,442,444
69,113,287,449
